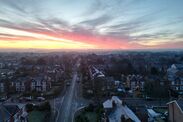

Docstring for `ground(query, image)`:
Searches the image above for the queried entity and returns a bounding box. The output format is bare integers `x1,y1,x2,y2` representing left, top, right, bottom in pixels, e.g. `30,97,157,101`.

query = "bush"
36,101,51,112
75,115,89,122
85,103,94,112
25,103,34,113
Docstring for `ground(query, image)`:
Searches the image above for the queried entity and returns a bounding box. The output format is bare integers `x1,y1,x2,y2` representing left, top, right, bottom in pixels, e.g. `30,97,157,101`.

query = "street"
55,60,89,122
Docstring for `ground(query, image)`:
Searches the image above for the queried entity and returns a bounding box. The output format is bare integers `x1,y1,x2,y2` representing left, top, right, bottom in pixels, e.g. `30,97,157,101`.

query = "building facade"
167,100,183,122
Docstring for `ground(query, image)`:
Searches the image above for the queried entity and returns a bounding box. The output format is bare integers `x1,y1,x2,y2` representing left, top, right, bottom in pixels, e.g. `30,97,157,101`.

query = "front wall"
169,103,183,122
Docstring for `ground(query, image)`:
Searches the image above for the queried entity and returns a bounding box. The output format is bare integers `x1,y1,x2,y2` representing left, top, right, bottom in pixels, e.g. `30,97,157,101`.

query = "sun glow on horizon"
0,40,96,49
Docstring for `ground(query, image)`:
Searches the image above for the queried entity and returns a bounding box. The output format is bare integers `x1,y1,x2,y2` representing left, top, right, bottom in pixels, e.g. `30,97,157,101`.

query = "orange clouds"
0,26,131,49
19,28,131,49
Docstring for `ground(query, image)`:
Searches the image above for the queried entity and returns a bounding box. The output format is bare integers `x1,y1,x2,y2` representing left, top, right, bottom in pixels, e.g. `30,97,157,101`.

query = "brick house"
167,100,183,122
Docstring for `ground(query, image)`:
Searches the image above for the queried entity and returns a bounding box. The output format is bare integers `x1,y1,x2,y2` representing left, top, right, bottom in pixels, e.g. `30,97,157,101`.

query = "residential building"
147,109,160,122
0,81,4,93
0,83,4,93
167,64,183,94
14,77,30,92
88,66,107,99
126,75,144,91
0,62,5,69
0,78,10,93
167,100,183,122
31,76,51,92
103,96,141,122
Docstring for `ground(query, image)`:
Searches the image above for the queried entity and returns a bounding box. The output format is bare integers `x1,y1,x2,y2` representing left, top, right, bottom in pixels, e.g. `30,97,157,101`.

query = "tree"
75,115,89,122
38,101,51,111
106,58,135,79
37,57,46,65
150,67,159,75
144,80,169,98
25,103,34,113
85,103,94,112
180,56,183,61
21,57,35,65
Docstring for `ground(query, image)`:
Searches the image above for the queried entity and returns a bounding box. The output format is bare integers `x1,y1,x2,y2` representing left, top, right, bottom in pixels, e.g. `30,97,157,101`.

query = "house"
103,96,141,122
103,99,113,114
167,64,179,81
14,77,31,92
167,100,183,122
11,75,51,93
31,76,51,92
89,66,105,80
0,81,5,93
147,109,161,122
126,75,144,91
88,66,107,99
0,78,9,93
106,77,115,91
0,62,5,69
114,80,120,86
167,64,183,94
103,96,122,114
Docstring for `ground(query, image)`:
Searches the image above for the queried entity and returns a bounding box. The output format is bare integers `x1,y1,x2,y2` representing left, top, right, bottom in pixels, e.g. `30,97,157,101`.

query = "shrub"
25,103,34,113
37,101,51,111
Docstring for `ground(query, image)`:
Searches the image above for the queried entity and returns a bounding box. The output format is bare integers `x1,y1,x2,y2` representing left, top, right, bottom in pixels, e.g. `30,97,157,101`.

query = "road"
55,60,89,122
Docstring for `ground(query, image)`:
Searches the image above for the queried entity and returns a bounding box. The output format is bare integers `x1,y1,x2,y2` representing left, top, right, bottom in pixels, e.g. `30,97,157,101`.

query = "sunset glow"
0,0,183,50
0,40,96,49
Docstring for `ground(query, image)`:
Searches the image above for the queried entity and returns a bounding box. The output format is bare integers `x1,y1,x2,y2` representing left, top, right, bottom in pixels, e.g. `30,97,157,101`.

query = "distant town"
0,51,183,122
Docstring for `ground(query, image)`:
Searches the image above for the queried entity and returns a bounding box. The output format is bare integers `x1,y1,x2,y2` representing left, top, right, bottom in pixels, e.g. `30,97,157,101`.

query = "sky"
0,0,183,50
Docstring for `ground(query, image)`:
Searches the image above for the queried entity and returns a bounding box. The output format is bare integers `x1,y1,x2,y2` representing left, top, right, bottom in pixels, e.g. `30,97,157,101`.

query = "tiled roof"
177,100,183,112
0,105,10,122
0,105,20,122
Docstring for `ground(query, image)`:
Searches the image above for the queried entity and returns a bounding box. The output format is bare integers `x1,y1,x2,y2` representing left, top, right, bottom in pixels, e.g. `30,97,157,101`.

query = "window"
180,86,183,90
181,81,183,85
176,87,179,90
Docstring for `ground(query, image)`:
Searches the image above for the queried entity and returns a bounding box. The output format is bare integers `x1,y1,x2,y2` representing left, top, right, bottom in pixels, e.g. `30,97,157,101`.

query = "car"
66,82,71,86
0,97,6,102
145,96,153,101
24,96,32,101
37,97,45,101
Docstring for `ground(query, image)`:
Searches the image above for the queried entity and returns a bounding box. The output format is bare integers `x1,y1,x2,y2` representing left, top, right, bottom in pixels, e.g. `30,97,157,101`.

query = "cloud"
79,14,112,27
0,0,183,49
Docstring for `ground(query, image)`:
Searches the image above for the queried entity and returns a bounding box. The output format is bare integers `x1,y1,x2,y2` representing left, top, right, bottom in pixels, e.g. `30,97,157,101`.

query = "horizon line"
0,48,183,53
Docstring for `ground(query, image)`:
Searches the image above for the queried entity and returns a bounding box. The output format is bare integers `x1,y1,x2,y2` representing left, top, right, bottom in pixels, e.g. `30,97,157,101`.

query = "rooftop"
177,100,183,112
0,105,20,122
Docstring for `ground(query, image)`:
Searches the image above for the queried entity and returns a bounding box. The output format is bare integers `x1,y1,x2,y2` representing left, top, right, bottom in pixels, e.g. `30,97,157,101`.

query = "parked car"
66,82,71,86
0,97,6,102
19,96,32,102
145,96,153,101
37,97,45,101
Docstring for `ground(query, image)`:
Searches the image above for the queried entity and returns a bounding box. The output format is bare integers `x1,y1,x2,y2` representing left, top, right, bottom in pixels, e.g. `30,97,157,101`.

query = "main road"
55,59,89,122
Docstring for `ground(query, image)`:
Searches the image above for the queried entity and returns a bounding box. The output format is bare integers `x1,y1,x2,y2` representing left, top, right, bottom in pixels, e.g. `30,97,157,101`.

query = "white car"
37,97,45,101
